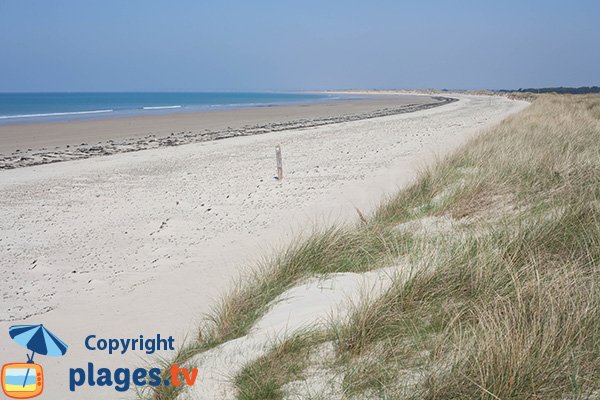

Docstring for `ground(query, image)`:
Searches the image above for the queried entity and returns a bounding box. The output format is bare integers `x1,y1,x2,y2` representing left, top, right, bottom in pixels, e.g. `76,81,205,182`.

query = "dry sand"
0,93,528,399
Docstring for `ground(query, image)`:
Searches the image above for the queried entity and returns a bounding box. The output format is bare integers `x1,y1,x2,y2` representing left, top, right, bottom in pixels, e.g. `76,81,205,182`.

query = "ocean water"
0,92,339,124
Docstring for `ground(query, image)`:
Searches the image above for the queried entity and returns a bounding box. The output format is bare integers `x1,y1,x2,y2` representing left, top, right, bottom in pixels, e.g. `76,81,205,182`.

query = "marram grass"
143,94,600,400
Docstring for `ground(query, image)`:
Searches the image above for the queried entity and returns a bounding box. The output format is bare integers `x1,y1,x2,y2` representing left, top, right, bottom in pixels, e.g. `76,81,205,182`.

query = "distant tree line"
499,86,600,94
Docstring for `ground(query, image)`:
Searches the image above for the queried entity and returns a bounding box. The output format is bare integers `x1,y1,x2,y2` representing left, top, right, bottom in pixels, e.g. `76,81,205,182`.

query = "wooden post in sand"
275,145,283,180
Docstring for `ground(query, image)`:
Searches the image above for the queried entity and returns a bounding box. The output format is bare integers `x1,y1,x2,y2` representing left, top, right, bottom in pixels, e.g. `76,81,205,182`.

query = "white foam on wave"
0,109,114,120
142,105,182,110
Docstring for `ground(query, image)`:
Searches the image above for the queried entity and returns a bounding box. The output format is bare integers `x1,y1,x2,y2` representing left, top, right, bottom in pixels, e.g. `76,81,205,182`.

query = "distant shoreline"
0,94,455,170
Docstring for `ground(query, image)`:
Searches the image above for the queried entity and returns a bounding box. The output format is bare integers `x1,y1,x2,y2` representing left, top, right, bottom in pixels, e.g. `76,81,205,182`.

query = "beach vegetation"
141,94,600,400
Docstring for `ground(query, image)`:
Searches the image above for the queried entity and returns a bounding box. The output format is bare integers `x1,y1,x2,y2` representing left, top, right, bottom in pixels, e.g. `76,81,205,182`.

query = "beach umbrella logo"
2,324,68,399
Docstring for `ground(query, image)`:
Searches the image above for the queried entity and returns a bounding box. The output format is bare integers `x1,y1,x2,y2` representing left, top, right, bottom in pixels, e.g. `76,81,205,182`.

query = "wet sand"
0,95,449,168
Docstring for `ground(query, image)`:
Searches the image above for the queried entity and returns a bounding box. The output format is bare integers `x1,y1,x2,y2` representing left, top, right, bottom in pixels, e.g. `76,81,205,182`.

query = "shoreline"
0,95,454,169
0,92,338,126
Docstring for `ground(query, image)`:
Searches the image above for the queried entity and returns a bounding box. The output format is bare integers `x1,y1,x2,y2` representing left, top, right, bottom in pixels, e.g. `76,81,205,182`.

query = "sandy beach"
0,93,528,398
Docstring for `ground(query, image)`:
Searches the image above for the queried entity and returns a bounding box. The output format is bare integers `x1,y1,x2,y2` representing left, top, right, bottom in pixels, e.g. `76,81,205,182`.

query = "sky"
0,0,598,92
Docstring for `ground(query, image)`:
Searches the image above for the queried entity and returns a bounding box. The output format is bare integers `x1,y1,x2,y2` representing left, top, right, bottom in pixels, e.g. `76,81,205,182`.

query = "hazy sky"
0,0,598,91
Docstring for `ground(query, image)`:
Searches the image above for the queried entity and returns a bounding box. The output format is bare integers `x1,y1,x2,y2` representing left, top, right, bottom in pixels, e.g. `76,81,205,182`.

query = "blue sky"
0,0,598,91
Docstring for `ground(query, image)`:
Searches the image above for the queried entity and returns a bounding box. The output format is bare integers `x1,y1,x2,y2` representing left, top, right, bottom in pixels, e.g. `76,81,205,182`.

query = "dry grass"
234,332,329,400
232,94,600,400
333,94,600,399
141,94,600,400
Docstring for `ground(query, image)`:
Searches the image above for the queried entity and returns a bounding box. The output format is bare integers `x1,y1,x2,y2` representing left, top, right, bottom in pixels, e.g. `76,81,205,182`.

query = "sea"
0,92,344,125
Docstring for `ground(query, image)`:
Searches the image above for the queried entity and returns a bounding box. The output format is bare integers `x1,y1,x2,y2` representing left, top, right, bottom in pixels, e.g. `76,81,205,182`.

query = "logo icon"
2,324,68,399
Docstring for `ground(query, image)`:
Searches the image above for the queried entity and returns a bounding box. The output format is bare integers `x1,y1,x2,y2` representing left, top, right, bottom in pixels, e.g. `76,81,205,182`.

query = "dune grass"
234,332,330,400
230,94,600,400
142,223,410,399
141,94,599,400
